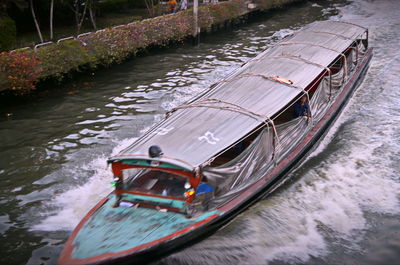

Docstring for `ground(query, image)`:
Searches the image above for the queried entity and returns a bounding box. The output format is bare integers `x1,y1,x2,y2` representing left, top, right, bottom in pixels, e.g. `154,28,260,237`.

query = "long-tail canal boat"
58,21,373,265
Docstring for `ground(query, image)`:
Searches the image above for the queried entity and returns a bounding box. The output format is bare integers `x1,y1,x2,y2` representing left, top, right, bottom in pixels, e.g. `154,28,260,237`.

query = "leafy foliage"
0,50,41,93
0,16,17,51
34,40,97,79
0,0,301,94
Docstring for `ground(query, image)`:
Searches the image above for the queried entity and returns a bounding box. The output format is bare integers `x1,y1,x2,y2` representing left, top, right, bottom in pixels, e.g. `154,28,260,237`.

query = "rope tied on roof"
166,98,281,149
211,73,303,90
269,42,349,83
248,55,331,72
168,98,272,125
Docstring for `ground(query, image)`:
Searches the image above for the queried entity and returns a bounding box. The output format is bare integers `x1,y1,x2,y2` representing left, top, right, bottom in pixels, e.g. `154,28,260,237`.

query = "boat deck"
71,194,220,259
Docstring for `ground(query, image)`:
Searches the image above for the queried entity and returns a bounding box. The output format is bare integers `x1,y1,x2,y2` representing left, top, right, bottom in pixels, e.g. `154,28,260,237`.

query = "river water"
1,0,399,264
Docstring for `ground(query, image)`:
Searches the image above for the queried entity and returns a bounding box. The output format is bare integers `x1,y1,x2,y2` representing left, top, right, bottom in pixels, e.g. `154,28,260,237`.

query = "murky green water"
1,0,399,264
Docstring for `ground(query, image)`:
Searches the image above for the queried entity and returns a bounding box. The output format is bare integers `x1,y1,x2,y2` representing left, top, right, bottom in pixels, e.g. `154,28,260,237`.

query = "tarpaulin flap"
204,117,309,208
203,128,274,207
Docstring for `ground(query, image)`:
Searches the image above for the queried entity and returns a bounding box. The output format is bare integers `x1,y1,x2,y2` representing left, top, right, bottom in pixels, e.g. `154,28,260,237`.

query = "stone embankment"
0,0,301,95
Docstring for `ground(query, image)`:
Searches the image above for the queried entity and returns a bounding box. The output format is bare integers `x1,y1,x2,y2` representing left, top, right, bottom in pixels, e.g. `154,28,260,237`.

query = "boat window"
208,95,312,167
272,96,301,125
209,128,262,167
122,169,187,198
329,55,343,73
346,43,358,72
209,146,244,167
359,37,368,50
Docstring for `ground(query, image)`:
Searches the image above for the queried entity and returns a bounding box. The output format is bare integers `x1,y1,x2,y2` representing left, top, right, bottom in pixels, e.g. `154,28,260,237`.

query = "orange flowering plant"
0,51,42,93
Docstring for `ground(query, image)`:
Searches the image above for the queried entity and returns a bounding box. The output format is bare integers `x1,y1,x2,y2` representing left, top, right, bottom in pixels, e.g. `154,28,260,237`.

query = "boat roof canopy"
109,21,367,170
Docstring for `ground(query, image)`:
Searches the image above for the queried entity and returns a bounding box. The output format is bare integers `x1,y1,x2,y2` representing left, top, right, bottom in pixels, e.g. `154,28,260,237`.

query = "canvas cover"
111,21,367,169
202,117,311,208
203,128,275,206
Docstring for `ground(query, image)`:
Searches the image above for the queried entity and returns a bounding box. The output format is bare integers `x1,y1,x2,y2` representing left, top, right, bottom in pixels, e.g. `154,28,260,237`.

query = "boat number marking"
198,131,220,145
153,127,174,135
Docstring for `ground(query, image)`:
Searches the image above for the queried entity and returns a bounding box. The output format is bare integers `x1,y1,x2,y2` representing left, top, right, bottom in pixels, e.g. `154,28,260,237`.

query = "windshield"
122,168,188,198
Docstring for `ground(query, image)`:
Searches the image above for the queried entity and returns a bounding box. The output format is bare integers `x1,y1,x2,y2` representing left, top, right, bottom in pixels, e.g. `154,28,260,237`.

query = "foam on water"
33,138,136,231
257,141,400,264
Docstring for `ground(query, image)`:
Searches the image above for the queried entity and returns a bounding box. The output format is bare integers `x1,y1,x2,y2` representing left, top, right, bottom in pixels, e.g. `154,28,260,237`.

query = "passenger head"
149,145,163,158
300,95,307,103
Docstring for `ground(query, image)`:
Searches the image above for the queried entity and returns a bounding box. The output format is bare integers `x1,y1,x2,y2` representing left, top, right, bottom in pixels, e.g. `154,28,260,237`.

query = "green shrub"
34,40,98,80
0,0,302,94
0,16,17,52
0,51,42,93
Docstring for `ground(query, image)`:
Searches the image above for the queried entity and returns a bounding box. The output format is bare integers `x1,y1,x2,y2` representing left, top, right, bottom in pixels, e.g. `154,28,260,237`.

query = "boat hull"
58,47,373,265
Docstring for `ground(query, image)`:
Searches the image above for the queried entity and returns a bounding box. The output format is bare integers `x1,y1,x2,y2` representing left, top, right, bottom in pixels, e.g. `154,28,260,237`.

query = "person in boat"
293,95,311,118
197,182,214,195
194,178,215,211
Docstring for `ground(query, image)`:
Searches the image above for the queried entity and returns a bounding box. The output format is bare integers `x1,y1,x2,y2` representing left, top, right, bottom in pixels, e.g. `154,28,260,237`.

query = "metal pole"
193,0,198,37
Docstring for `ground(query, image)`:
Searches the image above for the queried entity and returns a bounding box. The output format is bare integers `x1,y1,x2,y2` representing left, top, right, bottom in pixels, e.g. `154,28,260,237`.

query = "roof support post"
343,53,348,83
267,119,280,164
329,68,332,102
356,42,359,65
305,91,313,127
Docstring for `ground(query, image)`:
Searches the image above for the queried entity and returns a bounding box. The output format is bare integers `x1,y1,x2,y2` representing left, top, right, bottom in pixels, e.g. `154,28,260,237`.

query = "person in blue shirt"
195,181,215,211
197,183,214,195
294,95,311,118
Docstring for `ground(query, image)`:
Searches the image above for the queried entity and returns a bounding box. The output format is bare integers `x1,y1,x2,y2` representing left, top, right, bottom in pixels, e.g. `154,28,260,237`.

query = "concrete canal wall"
0,0,302,95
